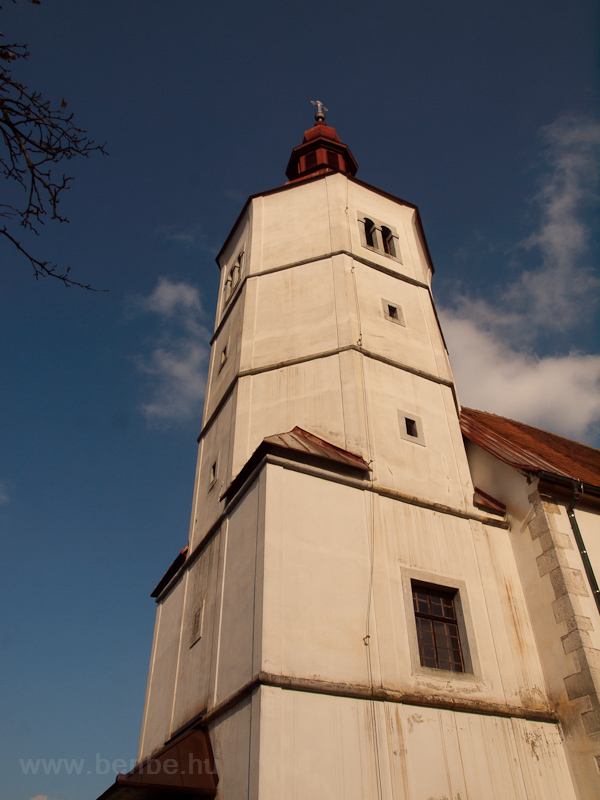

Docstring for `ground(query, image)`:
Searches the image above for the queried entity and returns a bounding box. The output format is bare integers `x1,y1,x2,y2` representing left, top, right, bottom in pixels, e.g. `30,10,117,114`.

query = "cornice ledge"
200,671,558,728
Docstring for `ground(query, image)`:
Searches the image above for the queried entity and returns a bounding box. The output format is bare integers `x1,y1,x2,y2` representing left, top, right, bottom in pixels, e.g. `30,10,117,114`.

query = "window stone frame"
207,457,218,492
401,567,482,681
382,298,406,326
219,337,230,372
357,212,402,263
189,599,205,648
223,247,245,306
398,409,426,447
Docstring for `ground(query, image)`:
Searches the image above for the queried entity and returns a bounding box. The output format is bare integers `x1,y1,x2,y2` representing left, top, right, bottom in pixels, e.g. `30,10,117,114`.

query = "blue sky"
1,2,598,799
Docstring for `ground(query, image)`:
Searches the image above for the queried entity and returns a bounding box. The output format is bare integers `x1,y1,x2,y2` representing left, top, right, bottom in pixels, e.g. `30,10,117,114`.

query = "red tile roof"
460,407,600,488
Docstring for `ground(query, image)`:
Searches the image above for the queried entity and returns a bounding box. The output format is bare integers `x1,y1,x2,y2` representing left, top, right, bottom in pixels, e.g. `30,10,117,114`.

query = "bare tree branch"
0,1,107,289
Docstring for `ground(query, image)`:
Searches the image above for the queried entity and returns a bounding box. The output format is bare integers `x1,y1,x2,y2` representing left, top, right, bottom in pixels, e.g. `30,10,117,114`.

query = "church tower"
102,108,588,799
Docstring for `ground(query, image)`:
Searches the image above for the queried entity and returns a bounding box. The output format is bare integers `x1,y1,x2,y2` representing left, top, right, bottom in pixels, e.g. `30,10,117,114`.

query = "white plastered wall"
261,463,549,710
197,171,461,551
577,506,600,581
139,473,266,760
252,686,576,800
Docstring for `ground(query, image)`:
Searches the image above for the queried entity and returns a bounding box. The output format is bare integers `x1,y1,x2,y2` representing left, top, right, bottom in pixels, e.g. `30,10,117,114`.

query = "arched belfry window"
358,212,402,263
364,218,376,248
381,226,396,257
224,250,244,304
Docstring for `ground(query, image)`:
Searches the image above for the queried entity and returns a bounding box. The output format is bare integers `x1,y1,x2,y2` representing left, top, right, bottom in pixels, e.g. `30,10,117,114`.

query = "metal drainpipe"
567,481,600,615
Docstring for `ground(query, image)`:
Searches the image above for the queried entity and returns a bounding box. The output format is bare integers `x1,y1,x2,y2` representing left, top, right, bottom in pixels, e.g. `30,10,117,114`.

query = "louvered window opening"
304,151,317,170
413,586,464,672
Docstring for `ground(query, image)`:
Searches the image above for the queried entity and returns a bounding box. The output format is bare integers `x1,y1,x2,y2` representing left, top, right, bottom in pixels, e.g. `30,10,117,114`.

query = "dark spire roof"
285,106,358,182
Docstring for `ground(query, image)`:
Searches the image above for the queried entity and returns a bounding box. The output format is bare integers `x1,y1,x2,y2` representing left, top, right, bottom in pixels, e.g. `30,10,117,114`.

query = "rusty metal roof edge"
220,427,370,504
151,546,188,598
97,726,218,800
473,486,506,514
460,411,580,482
274,426,370,467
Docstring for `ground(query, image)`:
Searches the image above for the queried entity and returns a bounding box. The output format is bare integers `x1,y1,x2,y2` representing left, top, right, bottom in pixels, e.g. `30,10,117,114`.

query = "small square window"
190,600,205,648
412,583,464,672
398,410,425,446
208,460,217,489
382,298,406,326
219,342,228,371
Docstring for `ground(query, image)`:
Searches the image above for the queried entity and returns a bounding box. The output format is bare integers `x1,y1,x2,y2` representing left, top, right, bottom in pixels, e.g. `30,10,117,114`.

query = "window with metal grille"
412,584,464,672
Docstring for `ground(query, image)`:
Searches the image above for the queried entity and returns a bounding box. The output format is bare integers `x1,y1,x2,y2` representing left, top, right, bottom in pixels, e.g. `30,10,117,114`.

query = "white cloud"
507,116,600,334
136,278,211,425
138,341,209,423
441,311,600,441
0,480,11,505
155,223,210,251
139,276,203,322
441,116,600,443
